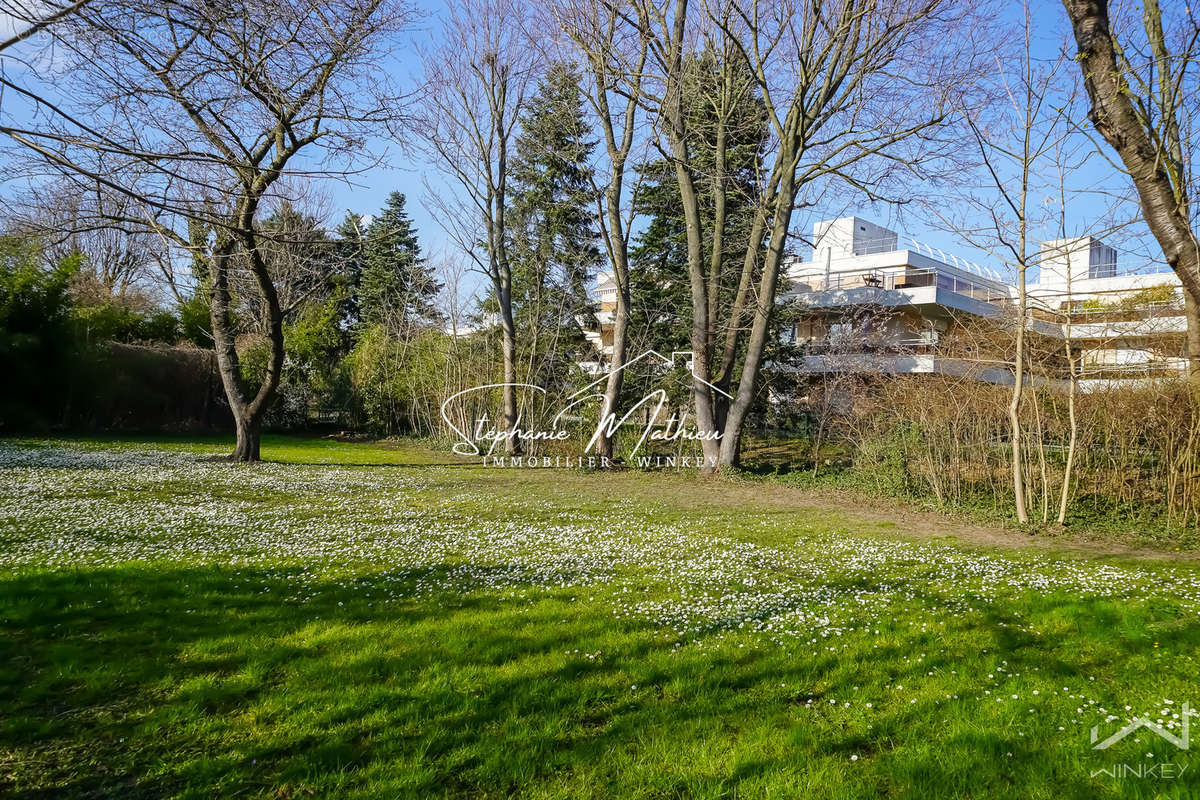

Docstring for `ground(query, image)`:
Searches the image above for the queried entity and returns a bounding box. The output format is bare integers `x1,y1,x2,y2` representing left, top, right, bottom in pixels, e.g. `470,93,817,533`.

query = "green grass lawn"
2,435,1199,798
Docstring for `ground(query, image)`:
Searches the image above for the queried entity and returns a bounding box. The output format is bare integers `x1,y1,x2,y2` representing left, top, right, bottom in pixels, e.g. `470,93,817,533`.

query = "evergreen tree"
223,203,334,347
256,202,334,318
628,162,692,357
359,192,442,330
626,52,769,396
506,62,600,387
333,210,367,331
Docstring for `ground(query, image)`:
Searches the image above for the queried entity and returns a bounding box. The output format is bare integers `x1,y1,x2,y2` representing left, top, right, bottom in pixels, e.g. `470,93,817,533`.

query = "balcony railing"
1068,299,1183,322
1031,298,1185,324
810,234,1006,281
789,266,1011,304
809,234,1177,281
797,338,941,356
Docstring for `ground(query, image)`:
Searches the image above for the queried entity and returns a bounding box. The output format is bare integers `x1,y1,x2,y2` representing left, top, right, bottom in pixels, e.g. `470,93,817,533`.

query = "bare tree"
5,182,169,305
552,0,649,460
419,0,539,454
1062,0,1200,389
1039,158,1082,526
634,0,980,471
0,0,90,54
2,0,413,460
929,2,1072,523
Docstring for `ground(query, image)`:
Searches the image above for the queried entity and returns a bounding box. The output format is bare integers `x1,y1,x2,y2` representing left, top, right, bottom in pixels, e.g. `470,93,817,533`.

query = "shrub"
0,238,80,429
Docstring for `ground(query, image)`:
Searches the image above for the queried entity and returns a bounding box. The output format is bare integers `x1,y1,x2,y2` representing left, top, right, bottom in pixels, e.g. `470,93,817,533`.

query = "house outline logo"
1090,703,1191,751
568,349,733,401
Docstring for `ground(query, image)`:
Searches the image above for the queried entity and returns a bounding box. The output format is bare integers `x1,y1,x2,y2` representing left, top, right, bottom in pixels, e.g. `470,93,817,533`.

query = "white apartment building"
1029,235,1186,376
580,271,620,374
582,216,1186,388
781,217,1187,387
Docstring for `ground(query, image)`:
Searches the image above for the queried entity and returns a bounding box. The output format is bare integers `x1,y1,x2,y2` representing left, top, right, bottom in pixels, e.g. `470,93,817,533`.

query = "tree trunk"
501,318,521,455
1010,272,1029,524
207,232,283,464
1058,338,1078,525
1186,293,1200,389
563,2,646,463
715,181,775,394
719,166,795,469
661,0,720,472
232,413,262,462
594,138,634,461
208,241,254,462
596,278,628,461
706,122,727,372
1063,0,1200,388
491,62,520,456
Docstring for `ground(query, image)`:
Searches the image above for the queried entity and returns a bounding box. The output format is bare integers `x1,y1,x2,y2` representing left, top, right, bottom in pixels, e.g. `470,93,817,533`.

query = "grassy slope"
0,435,1198,799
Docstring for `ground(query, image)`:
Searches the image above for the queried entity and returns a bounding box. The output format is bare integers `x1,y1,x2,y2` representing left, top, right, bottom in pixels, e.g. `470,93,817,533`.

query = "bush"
347,325,450,435
773,373,1200,534
72,303,181,345
178,290,213,347
0,238,80,429
72,342,230,431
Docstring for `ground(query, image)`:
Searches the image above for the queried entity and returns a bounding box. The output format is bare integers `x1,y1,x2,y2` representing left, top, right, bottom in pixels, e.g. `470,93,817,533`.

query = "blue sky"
1,1,1172,296
316,0,1164,296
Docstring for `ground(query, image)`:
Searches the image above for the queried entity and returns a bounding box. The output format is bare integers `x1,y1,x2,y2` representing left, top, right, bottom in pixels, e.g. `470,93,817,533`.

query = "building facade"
582,216,1186,388
780,217,1186,387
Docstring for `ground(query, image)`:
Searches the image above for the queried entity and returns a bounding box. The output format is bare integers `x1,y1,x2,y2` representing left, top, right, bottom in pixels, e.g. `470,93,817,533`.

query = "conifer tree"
359,191,442,331
627,53,767,391
333,211,367,331
507,62,600,387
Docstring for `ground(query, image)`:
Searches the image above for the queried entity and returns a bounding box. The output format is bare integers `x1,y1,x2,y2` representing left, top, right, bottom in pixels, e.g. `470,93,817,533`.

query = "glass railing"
789,267,1010,303
1030,299,1185,323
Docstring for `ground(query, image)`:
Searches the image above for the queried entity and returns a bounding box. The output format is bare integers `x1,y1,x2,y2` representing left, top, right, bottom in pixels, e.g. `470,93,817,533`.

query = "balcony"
793,266,1009,301
789,352,1022,385
1028,296,1187,340
786,265,1013,322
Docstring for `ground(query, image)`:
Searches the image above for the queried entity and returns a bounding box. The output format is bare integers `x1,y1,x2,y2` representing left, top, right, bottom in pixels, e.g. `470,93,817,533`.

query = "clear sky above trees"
304,0,1147,291
0,0,1173,295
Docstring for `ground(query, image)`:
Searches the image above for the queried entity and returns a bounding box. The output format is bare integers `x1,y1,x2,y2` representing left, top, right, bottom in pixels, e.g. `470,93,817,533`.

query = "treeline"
1,54,797,441
0,235,223,430
3,0,974,461
0,191,440,433
4,0,1200,532
0,62,640,434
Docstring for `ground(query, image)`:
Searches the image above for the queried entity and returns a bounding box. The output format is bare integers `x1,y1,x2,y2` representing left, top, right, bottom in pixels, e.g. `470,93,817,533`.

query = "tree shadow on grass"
1,565,1197,799
1,564,717,798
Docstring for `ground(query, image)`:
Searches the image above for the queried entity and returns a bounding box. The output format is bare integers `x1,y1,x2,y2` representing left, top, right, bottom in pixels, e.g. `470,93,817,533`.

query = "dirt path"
737,481,1199,565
